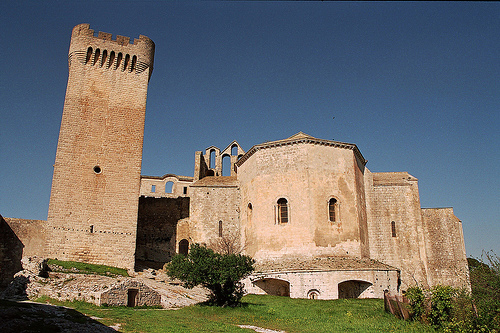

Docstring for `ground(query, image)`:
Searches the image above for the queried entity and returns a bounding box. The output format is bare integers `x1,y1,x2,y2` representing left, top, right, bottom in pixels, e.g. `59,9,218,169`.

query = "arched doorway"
253,278,290,297
179,239,189,256
338,280,372,299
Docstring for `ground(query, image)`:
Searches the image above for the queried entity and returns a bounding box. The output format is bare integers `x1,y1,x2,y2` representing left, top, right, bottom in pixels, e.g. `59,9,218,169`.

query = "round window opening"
93,166,102,174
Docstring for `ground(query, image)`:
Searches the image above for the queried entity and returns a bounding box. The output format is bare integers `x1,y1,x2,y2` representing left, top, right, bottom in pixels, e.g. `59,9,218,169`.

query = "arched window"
93,48,100,66
222,154,231,176
85,47,93,64
218,220,223,237
277,198,288,224
165,181,174,193
307,289,320,299
391,221,396,237
328,198,338,222
209,149,216,169
100,50,107,67
179,239,189,256
231,145,238,156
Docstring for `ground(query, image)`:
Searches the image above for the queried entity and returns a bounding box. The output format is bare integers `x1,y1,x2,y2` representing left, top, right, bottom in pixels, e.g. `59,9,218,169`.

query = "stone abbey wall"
46,24,155,269
237,135,368,261
0,216,46,287
135,196,189,267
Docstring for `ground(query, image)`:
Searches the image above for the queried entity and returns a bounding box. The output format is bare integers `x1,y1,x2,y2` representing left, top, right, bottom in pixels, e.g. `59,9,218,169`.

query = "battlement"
68,24,154,76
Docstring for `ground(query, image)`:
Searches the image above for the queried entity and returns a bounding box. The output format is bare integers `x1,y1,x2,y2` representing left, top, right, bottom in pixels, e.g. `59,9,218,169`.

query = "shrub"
165,243,255,307
405,286,426,321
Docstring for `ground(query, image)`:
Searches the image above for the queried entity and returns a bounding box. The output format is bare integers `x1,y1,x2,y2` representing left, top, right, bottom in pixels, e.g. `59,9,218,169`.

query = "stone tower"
47,24,155,269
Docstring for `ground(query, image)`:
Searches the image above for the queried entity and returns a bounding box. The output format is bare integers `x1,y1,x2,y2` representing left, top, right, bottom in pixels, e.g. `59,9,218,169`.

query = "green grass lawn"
47,259,129,277
36,294,435,332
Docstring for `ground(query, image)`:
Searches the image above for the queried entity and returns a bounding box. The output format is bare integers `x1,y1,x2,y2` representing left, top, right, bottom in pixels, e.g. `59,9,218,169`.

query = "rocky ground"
0,257,209,332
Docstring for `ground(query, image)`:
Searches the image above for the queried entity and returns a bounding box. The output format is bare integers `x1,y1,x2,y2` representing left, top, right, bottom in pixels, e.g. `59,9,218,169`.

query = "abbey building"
0,24,469,299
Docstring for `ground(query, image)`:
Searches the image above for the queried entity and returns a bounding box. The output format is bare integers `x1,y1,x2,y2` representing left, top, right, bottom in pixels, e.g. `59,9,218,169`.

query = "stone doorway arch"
338,280,372,299
253,278,290,297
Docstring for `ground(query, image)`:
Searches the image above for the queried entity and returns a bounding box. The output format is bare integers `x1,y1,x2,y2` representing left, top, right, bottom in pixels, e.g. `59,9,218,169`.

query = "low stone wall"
0,216,47,287
100,279,161,307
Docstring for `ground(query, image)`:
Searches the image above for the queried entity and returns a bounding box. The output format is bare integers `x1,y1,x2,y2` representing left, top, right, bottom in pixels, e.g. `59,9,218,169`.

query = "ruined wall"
365,171,429,290
238,138,366,261
46,24,154,269
0,216,47,287
422,208,469,289
184,177,240,250
140,175,193,198
135,196,189,267
99,279,161,307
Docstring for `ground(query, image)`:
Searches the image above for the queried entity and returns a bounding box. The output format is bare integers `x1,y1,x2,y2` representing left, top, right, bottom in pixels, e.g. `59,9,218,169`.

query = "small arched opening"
307,289,320,299
179,239,189,256
338,280,372,299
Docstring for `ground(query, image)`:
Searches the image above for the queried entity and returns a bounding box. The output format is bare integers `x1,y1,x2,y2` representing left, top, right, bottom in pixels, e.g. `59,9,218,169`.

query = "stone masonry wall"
365,171,429,290
0,216,47,287
46,24,154,269
135,196,189,267
186,177,240,249
422,208,469,289
238,142,364,260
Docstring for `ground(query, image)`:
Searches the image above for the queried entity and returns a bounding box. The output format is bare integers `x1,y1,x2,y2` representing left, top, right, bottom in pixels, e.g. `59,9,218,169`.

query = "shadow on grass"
0,299,117,333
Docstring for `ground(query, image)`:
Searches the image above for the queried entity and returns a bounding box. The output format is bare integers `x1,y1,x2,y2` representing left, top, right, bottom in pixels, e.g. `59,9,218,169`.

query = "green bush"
405,286,426,321
165,243,255,307
429,285,455,328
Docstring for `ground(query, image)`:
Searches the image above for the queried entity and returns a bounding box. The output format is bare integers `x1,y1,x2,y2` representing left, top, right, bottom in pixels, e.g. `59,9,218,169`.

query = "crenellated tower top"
68,23,155,78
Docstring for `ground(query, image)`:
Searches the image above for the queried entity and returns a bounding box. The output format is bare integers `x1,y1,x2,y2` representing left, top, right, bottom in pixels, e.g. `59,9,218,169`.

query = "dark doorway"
338,280,372,299
179,239,189,256
254,278,290,297
127,289,139,307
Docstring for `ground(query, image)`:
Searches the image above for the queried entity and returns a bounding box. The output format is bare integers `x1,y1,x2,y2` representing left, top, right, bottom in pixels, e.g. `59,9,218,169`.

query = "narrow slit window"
183,187,187,195
85,47,93,64
391,221,396,237
218,220,223,237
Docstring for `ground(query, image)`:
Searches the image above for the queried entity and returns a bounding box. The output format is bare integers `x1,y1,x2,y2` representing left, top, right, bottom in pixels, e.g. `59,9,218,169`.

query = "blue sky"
0,1,498,259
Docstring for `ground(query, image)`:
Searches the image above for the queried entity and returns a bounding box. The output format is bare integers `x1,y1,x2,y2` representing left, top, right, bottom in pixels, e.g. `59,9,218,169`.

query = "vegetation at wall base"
32,295,434,332
165,243,255,307
47,259,129,277
404,252,500,332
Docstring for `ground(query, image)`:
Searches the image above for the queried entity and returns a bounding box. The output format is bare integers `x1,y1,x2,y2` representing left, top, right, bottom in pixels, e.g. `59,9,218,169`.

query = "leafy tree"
468,252,500,331
165,243,255,307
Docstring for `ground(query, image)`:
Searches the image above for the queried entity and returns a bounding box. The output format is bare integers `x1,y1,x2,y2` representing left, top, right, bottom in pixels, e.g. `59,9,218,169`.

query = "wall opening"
100,50,107,67
209,149,216,169
179,239,189,256
391,221,396,237
218,220,223,237
329,198,337,222
307,289,320,299
165,181,174,193
254,278,290,297
231,144,238,156
222,154,231,176
151,185,156,193
277,198,288,224
127,288,139,307
183,187,187,195
338,280,372,299
93,166,102,174
90,225,94,233
85,47,92,64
